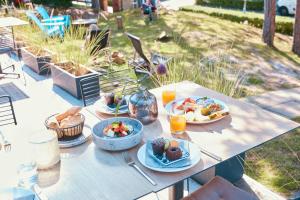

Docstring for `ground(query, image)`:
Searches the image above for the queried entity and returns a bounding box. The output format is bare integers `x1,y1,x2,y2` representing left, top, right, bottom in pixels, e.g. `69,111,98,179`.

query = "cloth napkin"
145,140,191,168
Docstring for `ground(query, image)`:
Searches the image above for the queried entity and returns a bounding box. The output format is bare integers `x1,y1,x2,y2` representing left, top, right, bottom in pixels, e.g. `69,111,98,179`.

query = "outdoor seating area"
0,0,299,200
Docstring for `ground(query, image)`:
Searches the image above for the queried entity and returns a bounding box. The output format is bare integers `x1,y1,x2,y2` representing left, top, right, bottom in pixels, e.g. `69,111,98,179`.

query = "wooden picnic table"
0,81,298,200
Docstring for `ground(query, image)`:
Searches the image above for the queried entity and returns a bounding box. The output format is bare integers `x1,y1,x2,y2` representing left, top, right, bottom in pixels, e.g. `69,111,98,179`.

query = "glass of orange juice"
170,115,186,134
162,90,176,106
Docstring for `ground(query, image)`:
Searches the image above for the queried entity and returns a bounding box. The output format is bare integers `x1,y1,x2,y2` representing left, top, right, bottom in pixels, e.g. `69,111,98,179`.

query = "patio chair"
36,6,71,28
125,32,171,74
79,74,100,107
0,61,19,79
0,95,17,126
26,11,65,38
79,68,140,107
182,176,258,200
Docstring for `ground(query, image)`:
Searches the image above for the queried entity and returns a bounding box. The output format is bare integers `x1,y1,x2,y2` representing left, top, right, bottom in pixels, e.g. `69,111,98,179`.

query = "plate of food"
92,117,143,151
137,138,201,172
165,96,230,124
94,93,129,115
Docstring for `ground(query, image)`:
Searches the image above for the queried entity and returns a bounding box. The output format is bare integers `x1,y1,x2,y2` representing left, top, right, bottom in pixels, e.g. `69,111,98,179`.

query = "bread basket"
45,113,85,140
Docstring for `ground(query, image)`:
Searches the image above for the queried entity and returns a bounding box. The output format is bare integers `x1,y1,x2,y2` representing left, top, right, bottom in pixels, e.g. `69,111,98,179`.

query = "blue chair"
26,11,65,38
36,6,70,28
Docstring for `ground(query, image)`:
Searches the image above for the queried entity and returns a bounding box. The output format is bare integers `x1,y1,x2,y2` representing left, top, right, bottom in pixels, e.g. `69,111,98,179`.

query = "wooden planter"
50,62,99,99
21,48,52,75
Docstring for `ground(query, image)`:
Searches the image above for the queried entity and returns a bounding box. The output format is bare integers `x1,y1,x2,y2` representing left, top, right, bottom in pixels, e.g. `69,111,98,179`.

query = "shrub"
180,5,294,36
32,0,72,7
196,0,264,11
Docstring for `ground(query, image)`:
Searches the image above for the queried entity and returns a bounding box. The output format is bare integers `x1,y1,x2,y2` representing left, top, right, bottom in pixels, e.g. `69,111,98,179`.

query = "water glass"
29,130,60,170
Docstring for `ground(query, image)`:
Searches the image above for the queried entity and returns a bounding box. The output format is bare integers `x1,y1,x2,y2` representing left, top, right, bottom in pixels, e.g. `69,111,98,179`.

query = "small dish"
92,117,143,151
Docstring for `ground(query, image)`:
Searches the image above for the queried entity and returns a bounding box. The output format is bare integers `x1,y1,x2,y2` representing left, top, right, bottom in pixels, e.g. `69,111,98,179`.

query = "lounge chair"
125,32,171,74
0,95,17,126
182,176,258,200
26,11,65,38
36,6,70,28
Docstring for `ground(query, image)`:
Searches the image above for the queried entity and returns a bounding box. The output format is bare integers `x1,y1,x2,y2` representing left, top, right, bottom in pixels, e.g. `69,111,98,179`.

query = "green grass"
181,5,294,35
245,119,300,197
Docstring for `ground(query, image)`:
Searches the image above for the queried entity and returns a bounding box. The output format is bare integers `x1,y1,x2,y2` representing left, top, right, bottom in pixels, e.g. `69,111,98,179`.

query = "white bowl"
92,117,143,151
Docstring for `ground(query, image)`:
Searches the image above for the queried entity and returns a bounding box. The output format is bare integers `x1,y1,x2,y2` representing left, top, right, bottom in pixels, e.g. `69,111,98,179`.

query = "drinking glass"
18,160,38,189
28,130,60,170
170,115,186,134
162,90,176,106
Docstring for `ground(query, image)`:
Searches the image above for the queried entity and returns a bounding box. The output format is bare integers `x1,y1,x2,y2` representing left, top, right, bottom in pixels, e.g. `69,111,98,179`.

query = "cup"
162,90,176,106
28,130,60,170
170,115,186,134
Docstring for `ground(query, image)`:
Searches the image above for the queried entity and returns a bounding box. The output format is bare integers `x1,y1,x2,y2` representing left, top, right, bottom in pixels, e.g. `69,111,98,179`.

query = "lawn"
14,8,300,196
245,118,300,197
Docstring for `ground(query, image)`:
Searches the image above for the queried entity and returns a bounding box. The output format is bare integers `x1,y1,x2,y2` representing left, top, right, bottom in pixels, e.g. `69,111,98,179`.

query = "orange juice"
162,90,176,106
170,115,186,134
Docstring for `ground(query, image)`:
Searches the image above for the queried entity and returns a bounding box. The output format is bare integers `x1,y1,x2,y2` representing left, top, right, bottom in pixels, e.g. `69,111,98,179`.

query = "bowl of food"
92,117,143,151
45,107,85,140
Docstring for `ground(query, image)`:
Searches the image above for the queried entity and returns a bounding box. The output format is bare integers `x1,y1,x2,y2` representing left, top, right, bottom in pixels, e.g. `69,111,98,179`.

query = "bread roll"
60,114,84,137
55,106,82,122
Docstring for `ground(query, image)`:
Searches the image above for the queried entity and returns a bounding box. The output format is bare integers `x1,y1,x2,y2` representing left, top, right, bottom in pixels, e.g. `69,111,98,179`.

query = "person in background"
142,0,159,21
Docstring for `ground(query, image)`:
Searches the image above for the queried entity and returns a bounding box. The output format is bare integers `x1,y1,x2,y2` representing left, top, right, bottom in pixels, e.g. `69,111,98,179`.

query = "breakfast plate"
137,139,201,172
165,96,230,124
93,97,129,115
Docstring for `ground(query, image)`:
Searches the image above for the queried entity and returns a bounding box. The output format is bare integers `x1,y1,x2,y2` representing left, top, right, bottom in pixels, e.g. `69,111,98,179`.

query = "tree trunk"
92,0,100,9
243,0,247,13
262,0,276,46
293,0,300,55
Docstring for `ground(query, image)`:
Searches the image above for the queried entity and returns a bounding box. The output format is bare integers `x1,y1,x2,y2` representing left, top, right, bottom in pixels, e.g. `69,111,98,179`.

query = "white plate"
165,96,229,124
93,97,128,115
58,125,92,148
137,139,201,172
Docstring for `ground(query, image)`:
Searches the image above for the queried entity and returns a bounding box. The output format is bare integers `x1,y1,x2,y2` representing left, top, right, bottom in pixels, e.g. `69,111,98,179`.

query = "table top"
0,17,28,28
0,81,298,200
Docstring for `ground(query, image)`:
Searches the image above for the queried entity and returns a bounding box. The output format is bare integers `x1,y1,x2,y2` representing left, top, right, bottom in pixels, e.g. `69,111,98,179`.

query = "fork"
122,152,157,186
0,132,11,152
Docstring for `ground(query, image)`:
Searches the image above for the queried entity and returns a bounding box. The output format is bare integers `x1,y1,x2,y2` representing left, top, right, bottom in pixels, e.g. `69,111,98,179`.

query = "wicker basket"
45,113,85,140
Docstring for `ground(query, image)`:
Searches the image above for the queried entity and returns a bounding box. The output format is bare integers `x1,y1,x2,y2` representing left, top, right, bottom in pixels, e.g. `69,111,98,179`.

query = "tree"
243,0,247,13
262,0,276,46
293,0,300,55
92,0,100,9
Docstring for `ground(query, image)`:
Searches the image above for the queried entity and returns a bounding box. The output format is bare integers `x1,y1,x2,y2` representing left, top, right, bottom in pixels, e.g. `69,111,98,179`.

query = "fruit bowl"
92,117,143,151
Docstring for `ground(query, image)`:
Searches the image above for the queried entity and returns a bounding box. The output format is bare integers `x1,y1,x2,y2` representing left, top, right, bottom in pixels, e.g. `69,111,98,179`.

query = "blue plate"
146,140,190,167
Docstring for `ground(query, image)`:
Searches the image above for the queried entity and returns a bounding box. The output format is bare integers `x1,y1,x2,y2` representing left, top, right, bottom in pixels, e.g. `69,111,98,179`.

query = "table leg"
11,26,15,50
169,180,184,200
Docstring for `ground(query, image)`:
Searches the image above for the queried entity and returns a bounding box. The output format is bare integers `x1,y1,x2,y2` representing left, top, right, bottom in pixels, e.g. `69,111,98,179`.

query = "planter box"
50,62,99,99
21,48,52,75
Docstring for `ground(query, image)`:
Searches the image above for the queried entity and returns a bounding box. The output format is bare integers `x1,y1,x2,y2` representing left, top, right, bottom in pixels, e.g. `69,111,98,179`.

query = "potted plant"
21,46,52,75
50,61,99,99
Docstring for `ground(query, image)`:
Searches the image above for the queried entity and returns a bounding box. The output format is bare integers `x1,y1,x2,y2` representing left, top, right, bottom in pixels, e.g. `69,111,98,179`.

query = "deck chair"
0,95,17,126
126,32,171,74
26,11,65,38
36,6,70,28
182,176,258,200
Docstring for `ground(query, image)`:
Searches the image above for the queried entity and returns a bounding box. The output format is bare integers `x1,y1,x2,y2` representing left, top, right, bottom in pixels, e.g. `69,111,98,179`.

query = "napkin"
145,140,191,168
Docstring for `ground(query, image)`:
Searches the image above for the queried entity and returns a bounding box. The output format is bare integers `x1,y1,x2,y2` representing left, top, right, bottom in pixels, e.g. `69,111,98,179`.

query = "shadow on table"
22,65,51,82
52,85,82,107
186,116,233,134
38,162,61,188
